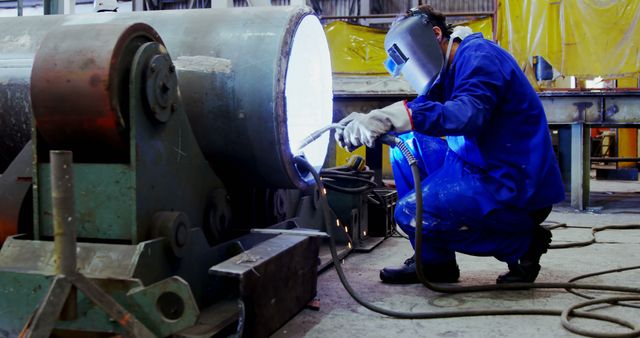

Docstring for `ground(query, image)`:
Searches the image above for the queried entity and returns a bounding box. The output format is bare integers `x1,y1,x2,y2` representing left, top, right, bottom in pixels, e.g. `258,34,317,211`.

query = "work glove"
335,100,412,150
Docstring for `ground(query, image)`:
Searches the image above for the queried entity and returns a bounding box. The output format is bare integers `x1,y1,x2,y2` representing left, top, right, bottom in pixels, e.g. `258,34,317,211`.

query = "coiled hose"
295,127,640,338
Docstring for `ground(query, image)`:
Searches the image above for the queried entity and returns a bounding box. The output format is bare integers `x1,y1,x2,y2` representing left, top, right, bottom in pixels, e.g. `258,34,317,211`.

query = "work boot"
380,256,460,284
497,225,552,284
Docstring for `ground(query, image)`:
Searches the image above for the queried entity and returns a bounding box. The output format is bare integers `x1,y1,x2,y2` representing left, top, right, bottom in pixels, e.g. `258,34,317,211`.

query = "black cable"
321,174,375,185
295,127,640,337
322,181,373,194
295,156,640,333
566,265,640,310
546,223,640,249
320,165,376,195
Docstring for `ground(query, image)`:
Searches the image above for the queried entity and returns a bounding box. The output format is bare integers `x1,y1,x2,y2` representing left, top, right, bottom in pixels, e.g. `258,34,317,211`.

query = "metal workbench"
333,75,640,210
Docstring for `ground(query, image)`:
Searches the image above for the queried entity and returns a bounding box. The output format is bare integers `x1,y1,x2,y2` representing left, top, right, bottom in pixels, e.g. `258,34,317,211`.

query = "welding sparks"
347,242,352,249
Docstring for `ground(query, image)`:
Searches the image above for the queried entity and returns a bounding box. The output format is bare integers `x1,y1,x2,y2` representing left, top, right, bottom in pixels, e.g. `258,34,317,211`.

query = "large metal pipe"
0,7,333,189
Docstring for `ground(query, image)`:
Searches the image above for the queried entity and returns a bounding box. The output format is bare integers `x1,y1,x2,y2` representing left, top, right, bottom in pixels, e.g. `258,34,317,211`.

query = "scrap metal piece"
250,228,329,237
209,234,319,338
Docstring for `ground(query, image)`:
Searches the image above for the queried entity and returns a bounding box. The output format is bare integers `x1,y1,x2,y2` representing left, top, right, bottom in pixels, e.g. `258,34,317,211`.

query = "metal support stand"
43,0,62,14
20,151,155,338
570,123,590,210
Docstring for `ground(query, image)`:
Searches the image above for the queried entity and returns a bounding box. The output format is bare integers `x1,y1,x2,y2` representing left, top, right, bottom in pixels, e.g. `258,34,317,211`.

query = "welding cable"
322,182,373,194
297,127,640,337
566,265,640,310
548,223,640,249
296,123,345,153
321,169,376,194
319,160,377,194
295,155,640,337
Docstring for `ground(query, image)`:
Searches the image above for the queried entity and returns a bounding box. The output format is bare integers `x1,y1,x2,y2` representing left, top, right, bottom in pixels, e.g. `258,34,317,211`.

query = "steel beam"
332,77,640,210
570,123,590,210
211,0,234,8
44,0,74,14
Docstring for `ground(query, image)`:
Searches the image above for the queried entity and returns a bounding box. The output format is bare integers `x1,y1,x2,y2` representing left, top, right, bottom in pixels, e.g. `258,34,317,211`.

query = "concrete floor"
273,179,640,338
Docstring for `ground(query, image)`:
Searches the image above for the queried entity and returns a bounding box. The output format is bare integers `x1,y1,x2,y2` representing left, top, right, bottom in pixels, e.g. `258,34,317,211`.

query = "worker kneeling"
335,6,565,285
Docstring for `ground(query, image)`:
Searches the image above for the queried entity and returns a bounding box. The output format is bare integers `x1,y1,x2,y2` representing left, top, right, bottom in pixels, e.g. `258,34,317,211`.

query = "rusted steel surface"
0,63,32,173
50,150,76,276
209,234,319,338
31,23,162,158
0,141,32,244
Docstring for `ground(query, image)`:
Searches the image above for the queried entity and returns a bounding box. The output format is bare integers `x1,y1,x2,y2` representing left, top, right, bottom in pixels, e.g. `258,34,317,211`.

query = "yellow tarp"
324,1,640,78
561,0,640,78
497,0,640,79
324,18,495,76
497,0,561,72
466,16,494,40
324,21,388,75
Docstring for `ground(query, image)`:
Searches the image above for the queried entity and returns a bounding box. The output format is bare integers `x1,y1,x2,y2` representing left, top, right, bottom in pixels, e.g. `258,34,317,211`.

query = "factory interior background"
0,0,639,337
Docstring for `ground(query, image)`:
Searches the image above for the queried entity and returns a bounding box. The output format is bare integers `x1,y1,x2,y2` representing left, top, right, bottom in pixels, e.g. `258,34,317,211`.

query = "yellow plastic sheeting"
498,0,640,79
335,145,366,167
324,21,388,75
561,0,640,78
335,145,392,177
324,18,492,76
497,0,562,72
617,77,638,88
465,16,494,40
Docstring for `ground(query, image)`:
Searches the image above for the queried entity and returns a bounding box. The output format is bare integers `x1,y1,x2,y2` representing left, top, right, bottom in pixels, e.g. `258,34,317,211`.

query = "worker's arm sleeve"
407,52,503,136
410,79,445,106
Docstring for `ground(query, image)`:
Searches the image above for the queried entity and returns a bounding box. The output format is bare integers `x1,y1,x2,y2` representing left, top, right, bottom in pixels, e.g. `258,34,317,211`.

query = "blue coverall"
392,33,565,265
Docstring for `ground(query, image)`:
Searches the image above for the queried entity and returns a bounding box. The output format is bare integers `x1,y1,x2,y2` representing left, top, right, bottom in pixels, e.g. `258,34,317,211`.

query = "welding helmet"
383,11,444,95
